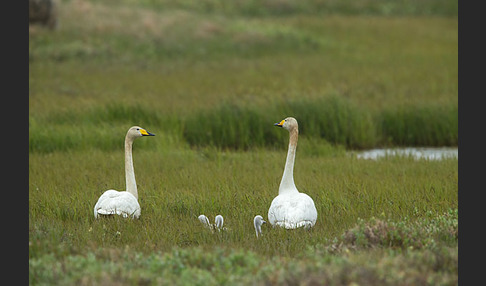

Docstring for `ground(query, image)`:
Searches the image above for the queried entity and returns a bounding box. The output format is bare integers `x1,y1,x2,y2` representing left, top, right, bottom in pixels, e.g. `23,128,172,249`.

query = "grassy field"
29,0,457,285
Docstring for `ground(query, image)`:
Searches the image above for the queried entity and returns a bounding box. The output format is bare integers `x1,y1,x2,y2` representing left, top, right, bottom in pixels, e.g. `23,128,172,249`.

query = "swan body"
268,117,318,229
93,126,155,219
268,192,316,229
254,215,266,237
93,190,140,218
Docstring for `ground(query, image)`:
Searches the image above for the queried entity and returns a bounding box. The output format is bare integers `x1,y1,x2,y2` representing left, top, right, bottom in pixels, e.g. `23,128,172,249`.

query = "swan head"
127,126,155,139
274,117,298,132
254,215,266,237
215,215,224,229
198,214,210,227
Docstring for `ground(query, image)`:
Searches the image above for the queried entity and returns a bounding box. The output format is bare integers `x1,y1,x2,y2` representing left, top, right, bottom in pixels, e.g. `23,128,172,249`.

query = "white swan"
254,215,266,237
215,215,224,230
198,214,211,227
198,214,227,232
268,117,318,229
93,126,155,219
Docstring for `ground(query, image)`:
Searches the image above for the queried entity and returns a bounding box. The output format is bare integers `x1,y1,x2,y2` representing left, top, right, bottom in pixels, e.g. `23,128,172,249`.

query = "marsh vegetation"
29,0,457,284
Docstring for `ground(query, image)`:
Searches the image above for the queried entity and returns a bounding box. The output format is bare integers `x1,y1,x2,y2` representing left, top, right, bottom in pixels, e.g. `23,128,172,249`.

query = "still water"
355,147,458,160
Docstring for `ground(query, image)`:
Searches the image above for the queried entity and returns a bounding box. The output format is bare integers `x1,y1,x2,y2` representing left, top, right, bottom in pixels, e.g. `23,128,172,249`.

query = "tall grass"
30,97,457,153
88,0,458,17
182,103,284,150
277,96,377,148
182,96,457,150
29,103,185,153
379,103,458,146
182,96,374,150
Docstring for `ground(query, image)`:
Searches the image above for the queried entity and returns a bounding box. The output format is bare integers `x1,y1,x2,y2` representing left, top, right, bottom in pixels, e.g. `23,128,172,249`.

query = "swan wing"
94,190,141,219
268,192,317,229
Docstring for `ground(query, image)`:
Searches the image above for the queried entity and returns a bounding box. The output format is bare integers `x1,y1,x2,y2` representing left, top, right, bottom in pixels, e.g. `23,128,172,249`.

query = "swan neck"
254,221,262,237
279,128,298,194
125,136,138,199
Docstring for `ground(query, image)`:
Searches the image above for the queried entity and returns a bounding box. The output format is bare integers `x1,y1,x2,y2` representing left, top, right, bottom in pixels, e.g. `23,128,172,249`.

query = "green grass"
379,103,458,146
29,149,457,284
31,229,457,285
183,97,457,150
29,1,457,152
30,97,457,153
29,0,457,284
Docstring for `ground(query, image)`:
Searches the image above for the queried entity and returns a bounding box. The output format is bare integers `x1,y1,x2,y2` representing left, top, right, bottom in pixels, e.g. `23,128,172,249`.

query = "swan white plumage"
254,215,266,237
268,117,318,229
93,126,155,219
198,214,211,227
215,215,224,230
198,214,227,232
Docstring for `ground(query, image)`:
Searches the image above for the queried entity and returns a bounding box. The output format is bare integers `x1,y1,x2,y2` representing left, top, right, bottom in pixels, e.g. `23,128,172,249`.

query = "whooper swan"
254,215,266,238
267,117,318,229
198,214,211,227
198,214,227,232
93,126,155,219
215,214,224,230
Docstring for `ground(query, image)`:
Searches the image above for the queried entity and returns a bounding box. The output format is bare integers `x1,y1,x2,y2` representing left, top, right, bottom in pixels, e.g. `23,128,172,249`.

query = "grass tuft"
337,208,458,250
